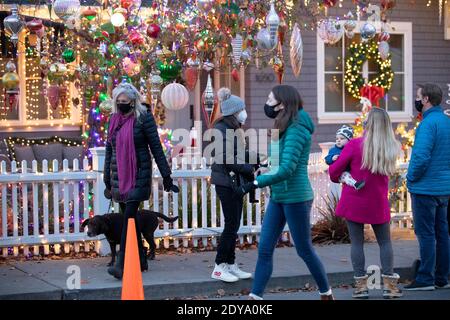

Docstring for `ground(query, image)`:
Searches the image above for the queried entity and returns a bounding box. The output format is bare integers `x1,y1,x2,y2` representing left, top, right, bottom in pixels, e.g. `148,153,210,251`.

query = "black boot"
107,251,124,280
140,248,148,272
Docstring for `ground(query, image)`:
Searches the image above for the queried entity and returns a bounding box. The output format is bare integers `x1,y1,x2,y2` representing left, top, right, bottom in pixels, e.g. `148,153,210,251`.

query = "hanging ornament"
256,28,273,50
3,5,25,46
378,41,390,60
161,83,189,111
111,8,127,27
26,19,43,32
81,7,97,20
62,48,76,63
318,19,344,45
360,22,377,41
156,47,173,60
290,23,303,78
202,74,216,127
52,0,80,21
147,23,161,38
231,34,243,66
129,30,144,46
2,70,19,91
59,85,69,112
344,11,357,38
47,84,60,110
156,59,182,81
266,1,280,48
5,61,16,73
241,49,252,64
231,68,240,82
278,17,288,46
197,0,214,12
202,60,215,72
379,31,391,42
270,56,284,84
122,57,140,76
99,98,113,115
114,41,130,56
184,67,199,91
150,71,163,99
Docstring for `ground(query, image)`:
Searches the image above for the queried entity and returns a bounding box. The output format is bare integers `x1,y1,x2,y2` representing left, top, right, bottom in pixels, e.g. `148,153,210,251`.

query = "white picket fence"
0,147,412,257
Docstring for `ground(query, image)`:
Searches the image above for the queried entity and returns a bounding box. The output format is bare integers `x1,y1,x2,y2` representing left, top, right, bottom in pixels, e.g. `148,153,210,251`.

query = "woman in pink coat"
329,108,402,299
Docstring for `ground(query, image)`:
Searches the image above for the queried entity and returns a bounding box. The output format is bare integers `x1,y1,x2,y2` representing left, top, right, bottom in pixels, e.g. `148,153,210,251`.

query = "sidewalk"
0,240,421,300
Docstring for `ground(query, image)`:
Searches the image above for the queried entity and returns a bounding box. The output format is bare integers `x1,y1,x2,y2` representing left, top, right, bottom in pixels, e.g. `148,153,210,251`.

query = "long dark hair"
213,115,241,130
271,85,303,134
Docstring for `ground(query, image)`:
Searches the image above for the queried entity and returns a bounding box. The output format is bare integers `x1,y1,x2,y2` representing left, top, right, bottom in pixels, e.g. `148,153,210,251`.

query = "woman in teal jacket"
237,85,332,300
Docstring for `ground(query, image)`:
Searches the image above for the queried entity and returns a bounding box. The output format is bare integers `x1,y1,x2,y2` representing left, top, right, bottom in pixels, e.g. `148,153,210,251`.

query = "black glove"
163,176,179,193
235,181,257,198
104,188,112,200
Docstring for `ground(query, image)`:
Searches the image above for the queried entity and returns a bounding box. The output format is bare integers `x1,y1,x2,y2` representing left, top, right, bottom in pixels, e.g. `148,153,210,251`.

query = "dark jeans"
346,220,394,277
251,200,330,296
411,194,449,286
215,186,243,265
119,201,144,255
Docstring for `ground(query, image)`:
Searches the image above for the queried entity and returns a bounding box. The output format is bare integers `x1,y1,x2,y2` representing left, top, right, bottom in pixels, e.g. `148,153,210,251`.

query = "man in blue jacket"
405,84,450,291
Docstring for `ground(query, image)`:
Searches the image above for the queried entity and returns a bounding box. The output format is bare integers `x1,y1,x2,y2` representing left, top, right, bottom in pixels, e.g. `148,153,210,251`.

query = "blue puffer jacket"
407,106,450,196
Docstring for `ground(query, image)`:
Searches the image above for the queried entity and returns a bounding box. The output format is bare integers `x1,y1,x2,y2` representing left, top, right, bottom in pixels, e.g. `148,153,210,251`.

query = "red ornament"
26,19,43,32
147,23,161,38
231,68,240,82
120,0,134,9
184,67,198,91
322,0,337,7
129,31,144,46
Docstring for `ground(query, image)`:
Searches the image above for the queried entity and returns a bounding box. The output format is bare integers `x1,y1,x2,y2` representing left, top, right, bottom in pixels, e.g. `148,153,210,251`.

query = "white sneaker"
211,263,239,282
228,263,252,279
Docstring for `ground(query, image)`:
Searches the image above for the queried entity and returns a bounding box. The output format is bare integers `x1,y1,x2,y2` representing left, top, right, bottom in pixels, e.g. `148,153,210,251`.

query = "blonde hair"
362,108,402,176
112,82,147,119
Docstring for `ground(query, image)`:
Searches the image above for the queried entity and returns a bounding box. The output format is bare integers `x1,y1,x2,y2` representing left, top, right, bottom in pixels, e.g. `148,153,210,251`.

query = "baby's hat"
336,125,354,141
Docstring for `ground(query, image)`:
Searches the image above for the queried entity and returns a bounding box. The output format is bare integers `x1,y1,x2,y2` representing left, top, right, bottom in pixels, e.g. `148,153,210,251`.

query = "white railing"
0,147,412,257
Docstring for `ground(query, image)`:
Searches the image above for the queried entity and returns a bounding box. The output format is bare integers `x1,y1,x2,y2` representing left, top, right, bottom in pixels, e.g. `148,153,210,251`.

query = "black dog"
81,210,178,266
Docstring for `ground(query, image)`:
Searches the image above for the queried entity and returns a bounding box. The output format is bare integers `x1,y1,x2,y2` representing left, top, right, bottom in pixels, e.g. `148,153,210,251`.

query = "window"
0,30,81,131
317,22,413,124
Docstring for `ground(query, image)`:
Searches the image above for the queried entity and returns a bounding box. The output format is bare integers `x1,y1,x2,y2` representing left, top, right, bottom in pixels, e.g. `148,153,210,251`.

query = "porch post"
90,147,111,256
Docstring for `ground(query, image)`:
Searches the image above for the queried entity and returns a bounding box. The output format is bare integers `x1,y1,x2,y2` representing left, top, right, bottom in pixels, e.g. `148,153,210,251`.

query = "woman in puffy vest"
237,85,333,300
104,82,178,279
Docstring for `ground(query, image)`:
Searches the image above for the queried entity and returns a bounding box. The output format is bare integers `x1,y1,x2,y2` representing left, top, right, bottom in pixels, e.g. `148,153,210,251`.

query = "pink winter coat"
328,137,391,225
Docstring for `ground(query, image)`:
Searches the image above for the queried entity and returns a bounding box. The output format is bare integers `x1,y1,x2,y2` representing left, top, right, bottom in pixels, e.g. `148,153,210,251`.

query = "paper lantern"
53,0,80,21
161,83,189,110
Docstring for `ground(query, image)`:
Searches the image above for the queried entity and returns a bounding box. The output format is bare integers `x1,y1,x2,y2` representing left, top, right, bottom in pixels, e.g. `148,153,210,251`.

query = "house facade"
1,0,449,154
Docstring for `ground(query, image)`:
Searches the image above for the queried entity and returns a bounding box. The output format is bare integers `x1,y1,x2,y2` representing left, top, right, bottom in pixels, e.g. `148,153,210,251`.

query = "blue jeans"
411,194,450,286
251,200,330,296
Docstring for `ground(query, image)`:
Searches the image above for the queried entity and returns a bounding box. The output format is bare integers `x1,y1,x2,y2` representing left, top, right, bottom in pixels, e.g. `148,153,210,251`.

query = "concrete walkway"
0,240,422,300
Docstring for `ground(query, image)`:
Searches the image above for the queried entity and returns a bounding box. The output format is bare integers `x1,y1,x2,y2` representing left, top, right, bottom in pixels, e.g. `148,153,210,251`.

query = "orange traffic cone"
121,218,144,300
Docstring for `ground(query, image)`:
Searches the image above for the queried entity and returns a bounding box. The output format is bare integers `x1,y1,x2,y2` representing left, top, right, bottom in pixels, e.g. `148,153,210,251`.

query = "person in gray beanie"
325,125,365,190
210,87,255,282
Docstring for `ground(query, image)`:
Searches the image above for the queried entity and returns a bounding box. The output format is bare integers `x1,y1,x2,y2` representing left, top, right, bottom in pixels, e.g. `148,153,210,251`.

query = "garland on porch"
344,40,394,100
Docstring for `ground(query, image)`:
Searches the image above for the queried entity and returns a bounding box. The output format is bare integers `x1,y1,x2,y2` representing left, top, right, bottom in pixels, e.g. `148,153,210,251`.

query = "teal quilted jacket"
256,109,315,204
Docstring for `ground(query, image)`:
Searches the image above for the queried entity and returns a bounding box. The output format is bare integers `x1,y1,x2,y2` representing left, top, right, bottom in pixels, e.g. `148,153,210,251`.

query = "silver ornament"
52,0,81,21
115,41,130,56
378,41,390,60
360,22,377,41
266,2,280,48
317,19,344,45
290,23,303,78
231,34,243,66
241,49,251,62
3,5,24,46
257,28,274,50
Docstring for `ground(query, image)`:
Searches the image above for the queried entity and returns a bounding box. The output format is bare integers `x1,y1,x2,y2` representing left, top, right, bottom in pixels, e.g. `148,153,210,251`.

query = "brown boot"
352,275,369,299
382,273,403,299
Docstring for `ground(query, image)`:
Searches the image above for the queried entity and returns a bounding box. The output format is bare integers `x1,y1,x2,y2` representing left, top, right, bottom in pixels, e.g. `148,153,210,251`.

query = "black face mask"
264,102,281,119
117,102,133,114
415,99,424,113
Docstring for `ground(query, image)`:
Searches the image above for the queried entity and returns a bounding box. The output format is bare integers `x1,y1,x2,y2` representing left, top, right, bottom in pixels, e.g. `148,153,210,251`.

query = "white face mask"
236,110,247,125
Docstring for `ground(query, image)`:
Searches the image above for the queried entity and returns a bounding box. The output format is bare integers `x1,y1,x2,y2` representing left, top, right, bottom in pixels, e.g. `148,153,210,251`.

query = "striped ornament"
161,83,189,110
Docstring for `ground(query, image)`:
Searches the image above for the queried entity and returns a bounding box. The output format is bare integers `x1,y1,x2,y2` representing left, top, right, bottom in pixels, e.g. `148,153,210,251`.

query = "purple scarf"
108,113,136,200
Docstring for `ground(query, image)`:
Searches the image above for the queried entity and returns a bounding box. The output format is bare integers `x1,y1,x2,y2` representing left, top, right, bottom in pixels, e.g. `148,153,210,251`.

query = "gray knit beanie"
218,87,245,116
